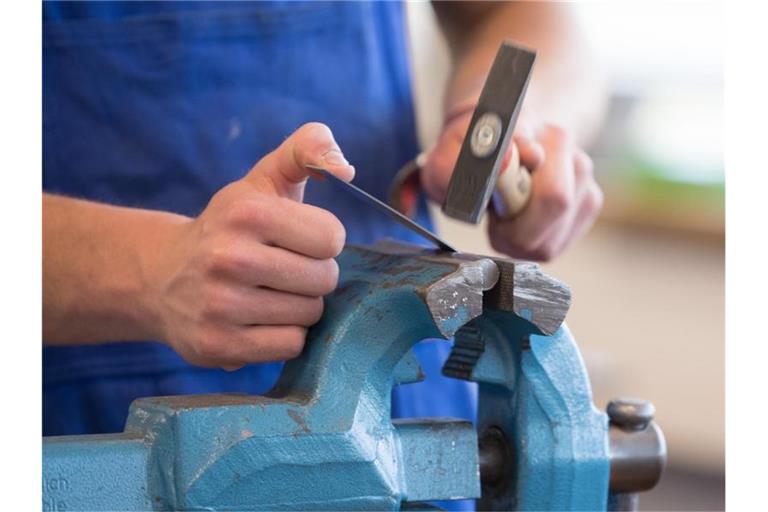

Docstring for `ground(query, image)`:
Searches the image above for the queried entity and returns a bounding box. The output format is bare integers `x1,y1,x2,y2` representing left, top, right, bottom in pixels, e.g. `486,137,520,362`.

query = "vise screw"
43,241,666,511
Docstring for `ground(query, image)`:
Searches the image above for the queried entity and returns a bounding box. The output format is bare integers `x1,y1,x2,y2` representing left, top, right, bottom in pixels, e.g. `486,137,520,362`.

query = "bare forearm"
434,1,607,144
43,124,355,369
42,193,189,345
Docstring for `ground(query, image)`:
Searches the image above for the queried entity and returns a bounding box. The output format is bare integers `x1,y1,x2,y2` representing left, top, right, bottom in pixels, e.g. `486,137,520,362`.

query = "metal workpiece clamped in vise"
43,241,666,511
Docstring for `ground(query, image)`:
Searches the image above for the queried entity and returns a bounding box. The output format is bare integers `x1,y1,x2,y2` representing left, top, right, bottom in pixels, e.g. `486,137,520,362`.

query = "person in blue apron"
43,1,605,508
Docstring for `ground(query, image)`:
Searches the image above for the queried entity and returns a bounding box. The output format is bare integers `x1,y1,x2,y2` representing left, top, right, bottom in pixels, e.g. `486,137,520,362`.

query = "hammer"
389,42,536,224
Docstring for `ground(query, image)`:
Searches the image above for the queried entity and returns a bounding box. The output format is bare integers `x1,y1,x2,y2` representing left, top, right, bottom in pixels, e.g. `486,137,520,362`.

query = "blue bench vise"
43,241,666,511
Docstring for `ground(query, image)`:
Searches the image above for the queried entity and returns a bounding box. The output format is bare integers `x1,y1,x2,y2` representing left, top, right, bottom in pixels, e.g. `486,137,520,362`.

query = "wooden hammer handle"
492,143,532,219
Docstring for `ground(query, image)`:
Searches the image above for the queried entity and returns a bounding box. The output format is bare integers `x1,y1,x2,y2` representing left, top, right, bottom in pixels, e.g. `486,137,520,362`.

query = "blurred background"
406,2,724,510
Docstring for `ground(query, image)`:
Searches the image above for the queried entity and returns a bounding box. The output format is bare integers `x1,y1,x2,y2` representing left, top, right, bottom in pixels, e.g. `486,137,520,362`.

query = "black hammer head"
442,42,536,224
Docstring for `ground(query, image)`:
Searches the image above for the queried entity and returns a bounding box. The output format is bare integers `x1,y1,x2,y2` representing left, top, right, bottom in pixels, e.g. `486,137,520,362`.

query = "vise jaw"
42,241,665,511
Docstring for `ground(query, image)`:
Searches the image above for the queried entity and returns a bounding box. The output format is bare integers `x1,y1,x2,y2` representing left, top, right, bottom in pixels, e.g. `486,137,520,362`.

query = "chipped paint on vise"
42,244,488,510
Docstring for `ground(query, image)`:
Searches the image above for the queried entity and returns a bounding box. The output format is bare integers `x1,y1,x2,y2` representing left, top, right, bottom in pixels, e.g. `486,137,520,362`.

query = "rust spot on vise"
287,409,311,434
334,283,354,297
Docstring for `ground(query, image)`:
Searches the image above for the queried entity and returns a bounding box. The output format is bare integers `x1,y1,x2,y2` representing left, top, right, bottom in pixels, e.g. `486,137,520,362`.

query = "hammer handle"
492,142,532,219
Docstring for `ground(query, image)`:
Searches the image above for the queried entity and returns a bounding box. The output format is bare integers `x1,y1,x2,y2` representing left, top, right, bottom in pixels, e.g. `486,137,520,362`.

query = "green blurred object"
596,150,724,238
623,152,724,213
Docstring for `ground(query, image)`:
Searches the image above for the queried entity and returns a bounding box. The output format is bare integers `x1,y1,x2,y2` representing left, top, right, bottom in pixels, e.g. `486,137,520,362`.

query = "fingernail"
321,149,349,167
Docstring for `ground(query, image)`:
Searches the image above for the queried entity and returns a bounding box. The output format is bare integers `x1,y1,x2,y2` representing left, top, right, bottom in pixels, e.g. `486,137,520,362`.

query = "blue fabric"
43,4,476,507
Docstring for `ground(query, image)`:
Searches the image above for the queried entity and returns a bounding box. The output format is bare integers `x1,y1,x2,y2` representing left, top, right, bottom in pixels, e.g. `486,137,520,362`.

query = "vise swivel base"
43,241,666,511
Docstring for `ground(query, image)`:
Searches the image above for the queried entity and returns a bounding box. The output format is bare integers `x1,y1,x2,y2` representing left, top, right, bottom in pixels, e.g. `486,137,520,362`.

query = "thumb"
245,122,355,201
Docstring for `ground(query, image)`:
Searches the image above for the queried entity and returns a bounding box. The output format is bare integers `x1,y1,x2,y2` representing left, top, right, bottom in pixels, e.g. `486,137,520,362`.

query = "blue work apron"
43,5,477,505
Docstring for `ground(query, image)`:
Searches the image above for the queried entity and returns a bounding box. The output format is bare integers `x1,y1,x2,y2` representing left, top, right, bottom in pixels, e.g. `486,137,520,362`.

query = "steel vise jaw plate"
348,240,500,339
359,241,571,338
483,257,571,336
439,253,572,382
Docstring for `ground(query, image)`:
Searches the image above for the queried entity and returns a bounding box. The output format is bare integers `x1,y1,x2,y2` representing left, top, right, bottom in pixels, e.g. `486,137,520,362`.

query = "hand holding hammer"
390,42,602,261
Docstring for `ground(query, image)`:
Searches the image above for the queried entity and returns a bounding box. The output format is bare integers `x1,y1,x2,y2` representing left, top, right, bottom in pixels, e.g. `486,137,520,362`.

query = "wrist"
133,210,193,343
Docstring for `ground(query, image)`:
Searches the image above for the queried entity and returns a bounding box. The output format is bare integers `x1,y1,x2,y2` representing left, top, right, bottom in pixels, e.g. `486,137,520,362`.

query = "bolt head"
607,397,655,431
470,113,502,158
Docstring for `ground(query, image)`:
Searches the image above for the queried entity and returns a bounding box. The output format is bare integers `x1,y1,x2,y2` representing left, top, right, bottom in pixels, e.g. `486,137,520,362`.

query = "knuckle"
300,121,332,137
200,285,231,321
226,198,269,229
202,246,226,275
520,238,541,254
512,233,545,255
204,243,257,279
532,245,557,262
489,235,511,256
204,245,235,275
540,189,571,217
206,182,242,212
296,122,336,156
543,124,570,144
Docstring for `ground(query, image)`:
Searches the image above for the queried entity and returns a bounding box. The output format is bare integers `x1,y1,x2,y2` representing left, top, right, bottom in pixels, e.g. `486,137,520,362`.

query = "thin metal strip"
307,165,456,252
